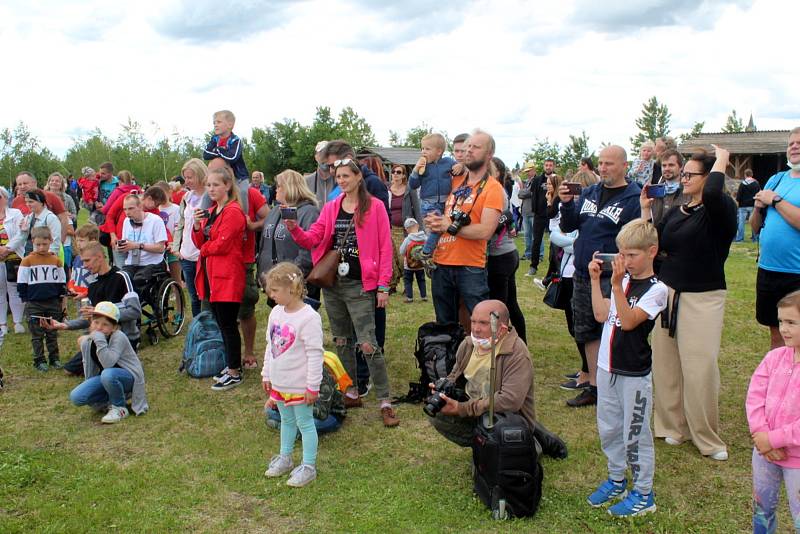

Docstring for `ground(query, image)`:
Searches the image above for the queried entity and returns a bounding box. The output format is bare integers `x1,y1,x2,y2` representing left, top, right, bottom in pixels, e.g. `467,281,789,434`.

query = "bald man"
558,145,642,407
429,300,566,458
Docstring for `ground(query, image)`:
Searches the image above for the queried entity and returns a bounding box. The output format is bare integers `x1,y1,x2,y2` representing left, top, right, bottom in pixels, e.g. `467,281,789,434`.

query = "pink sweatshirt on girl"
746,346,800,468
261,304,324,396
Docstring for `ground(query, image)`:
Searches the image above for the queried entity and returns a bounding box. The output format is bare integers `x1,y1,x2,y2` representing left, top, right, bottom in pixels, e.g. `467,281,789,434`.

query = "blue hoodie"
409,156,456,204
559,181,642,277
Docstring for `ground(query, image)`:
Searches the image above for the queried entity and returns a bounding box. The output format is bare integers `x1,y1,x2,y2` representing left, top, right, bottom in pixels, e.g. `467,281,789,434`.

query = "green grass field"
0,234,780,533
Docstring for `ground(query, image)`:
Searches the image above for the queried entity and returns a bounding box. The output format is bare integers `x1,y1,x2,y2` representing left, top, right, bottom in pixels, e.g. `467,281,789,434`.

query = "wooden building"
678,130,790,183
357,146,420,168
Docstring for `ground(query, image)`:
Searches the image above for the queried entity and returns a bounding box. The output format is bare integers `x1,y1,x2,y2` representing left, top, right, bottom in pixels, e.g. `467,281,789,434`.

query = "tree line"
1,99,750,188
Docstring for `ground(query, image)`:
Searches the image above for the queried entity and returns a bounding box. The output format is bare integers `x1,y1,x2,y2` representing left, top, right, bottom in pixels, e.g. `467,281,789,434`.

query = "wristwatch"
772,195,783,208
139,243,145,250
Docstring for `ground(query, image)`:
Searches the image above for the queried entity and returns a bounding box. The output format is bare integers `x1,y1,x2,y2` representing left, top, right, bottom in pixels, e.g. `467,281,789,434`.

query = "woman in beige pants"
640,146,737,461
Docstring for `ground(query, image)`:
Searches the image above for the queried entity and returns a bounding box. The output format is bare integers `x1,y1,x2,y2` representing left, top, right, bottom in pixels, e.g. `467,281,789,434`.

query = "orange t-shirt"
433,175,504,268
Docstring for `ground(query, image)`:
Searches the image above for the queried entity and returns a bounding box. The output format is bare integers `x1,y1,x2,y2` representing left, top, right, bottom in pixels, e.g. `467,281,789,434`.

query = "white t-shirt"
121,212,168,266
160,203,180,234
179,191,203,262
598,274,668,375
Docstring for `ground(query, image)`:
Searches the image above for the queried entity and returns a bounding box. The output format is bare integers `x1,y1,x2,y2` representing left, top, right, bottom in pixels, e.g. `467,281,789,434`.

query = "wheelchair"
128,262,187,345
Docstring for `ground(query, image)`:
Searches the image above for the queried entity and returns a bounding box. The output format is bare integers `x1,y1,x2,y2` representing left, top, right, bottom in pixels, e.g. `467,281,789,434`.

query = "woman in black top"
640,145,737,461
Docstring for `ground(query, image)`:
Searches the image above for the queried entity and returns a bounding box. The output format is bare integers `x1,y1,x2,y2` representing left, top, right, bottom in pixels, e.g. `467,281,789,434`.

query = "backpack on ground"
404,238,426,270
394,322,465,403
180,311,226,378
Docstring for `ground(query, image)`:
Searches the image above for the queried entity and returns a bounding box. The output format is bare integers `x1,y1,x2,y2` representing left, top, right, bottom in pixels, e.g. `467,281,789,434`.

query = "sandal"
243,358,258,370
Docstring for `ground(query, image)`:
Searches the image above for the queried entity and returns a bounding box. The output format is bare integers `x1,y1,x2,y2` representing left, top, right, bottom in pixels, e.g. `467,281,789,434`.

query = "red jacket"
192,201,246,303
99,186,142,236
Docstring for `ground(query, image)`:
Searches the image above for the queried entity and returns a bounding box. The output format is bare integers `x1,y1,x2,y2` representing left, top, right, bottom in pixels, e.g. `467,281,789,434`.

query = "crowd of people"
2,109,800,528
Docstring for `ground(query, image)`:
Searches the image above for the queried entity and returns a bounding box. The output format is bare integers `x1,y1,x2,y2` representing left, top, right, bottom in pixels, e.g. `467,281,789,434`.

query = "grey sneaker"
286,464,317,487
525,267,537,277
264,454,294,477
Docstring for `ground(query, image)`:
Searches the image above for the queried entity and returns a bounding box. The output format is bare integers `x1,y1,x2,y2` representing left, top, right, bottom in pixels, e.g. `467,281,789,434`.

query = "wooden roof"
358,146,420,166
679,130,790,155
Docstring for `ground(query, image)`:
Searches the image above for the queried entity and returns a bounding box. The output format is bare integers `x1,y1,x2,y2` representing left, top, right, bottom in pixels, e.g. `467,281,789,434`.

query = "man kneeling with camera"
427,299,567,459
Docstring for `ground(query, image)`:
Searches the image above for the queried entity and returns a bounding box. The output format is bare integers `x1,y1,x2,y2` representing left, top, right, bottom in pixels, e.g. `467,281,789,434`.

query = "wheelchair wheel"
156,278,186,338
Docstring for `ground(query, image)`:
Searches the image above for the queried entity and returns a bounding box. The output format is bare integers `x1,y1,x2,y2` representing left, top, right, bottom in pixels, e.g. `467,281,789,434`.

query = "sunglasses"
333,158,353,168
391,169,405,175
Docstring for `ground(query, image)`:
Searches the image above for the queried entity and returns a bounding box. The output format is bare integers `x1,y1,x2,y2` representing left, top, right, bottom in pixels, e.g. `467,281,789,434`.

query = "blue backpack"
180,311,227,378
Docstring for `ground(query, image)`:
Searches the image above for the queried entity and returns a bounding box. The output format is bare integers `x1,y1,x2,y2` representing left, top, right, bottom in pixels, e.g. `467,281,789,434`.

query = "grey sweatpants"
596,368,654,495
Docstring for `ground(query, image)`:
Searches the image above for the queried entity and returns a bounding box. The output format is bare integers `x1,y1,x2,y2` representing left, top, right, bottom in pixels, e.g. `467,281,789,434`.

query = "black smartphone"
563,182,582,195
280,206,298,220
197,209,210,219
595,253,617,272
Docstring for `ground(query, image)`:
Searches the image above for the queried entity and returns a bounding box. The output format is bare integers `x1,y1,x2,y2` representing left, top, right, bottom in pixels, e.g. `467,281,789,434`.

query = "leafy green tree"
390,123,451,152
0,122,63,190
335,106,377,148
722,110,744,133
560,131,593,173
678,121,705,143
522,138,561,175
249,119,302,180
630,96,672,154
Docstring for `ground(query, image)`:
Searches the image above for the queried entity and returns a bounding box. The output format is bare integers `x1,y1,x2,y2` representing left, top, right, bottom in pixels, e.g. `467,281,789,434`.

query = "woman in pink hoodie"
286,159,399,427
746,289,800,533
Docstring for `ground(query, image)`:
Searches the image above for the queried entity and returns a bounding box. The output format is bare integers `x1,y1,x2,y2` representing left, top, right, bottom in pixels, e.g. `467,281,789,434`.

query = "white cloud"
0,0,796,171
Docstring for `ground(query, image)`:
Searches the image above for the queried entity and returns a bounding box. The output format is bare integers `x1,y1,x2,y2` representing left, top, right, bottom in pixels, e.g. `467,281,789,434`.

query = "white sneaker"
664,437,683,446
14,323,25,334
286,464,317,487
533,278,547,291
709,450,728,461
101,406,129,424
265,454,294,477
0,325,7,336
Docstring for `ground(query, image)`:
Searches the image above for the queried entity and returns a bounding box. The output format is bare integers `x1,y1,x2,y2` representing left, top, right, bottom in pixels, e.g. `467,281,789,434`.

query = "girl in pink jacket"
746,290,800,533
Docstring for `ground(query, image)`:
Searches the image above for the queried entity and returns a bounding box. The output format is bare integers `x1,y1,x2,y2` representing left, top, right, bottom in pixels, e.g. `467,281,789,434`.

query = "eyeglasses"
391,169,405,175
680,171,705,179
333,158,353,168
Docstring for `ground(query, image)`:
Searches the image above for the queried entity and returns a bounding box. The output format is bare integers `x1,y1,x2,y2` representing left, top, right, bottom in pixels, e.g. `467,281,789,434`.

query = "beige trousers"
652,287,727,455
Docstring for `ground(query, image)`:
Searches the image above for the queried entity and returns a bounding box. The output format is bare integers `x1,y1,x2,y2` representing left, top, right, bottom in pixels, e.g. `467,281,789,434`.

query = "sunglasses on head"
333,158,353,168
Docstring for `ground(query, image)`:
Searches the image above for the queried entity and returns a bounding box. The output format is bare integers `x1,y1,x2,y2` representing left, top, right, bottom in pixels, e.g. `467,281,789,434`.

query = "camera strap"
451,171,489,217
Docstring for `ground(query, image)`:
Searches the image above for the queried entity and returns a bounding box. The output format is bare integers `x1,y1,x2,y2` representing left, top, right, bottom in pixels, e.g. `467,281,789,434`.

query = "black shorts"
756,268,800,327
571,273,611,343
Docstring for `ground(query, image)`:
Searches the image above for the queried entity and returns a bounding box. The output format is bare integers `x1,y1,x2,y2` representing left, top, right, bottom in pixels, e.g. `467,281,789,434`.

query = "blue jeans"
267,407,342,435
421,200,445,255
737,207,756,242
180,259,201,317
432,265,489,324
522,215,534,258
69,368,134,409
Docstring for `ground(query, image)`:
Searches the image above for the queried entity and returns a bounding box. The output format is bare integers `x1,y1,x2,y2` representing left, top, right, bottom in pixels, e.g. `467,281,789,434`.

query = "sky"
1,0,797,168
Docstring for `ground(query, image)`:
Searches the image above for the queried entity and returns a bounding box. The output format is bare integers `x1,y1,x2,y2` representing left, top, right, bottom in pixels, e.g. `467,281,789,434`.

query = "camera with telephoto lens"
446,209,471,235
423,378,465,417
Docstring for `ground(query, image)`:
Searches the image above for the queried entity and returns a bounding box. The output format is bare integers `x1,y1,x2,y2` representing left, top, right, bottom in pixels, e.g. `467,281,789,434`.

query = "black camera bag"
472,412,543,518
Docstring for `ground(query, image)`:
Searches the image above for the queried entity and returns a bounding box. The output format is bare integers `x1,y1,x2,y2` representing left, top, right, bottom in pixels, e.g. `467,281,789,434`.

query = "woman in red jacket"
192,165,247,391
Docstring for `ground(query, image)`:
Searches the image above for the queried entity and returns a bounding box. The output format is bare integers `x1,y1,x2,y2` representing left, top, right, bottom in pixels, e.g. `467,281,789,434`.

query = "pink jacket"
746,346,800,468
289,195,392,292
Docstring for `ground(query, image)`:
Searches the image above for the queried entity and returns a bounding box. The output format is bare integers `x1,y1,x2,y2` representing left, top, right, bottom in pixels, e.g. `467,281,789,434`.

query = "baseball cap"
404,217,419,229
92,301,120,323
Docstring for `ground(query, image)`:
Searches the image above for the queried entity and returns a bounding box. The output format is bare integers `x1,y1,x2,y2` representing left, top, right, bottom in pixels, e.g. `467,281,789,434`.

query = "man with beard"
425,130,504,324
647,149,689,226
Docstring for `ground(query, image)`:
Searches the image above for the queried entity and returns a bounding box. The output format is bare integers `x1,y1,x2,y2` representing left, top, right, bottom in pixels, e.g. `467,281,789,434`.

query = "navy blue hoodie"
559,180,642,277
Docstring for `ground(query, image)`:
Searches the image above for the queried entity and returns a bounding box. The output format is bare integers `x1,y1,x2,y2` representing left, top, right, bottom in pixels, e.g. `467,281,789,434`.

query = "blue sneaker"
608,489,656,517
587,478,627,507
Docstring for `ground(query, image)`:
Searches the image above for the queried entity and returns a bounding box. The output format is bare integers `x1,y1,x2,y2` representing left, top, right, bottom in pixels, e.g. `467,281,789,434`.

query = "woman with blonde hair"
257,170,320,301
45,172,77,274
172,158,208,317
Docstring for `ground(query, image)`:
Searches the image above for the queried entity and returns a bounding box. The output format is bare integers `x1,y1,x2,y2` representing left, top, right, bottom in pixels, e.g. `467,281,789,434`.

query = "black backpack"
395,322,465,403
